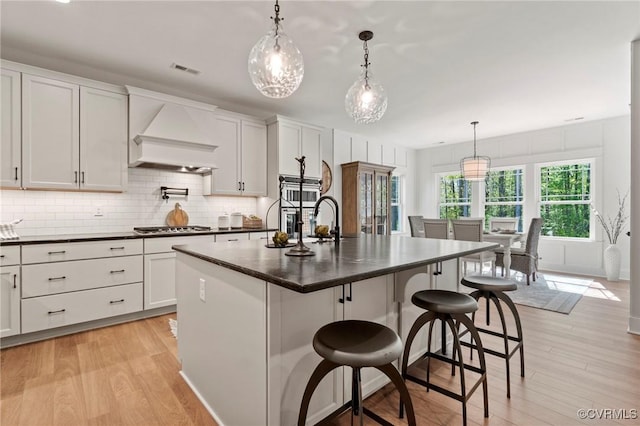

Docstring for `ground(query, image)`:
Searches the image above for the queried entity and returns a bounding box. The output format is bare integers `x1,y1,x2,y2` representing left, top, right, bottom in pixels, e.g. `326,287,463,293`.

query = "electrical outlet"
199,278,206,302
94,206,103,217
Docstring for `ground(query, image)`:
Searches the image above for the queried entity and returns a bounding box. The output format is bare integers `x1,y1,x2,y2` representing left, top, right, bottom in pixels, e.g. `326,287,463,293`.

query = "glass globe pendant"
248,0,304,99
345,31,387,124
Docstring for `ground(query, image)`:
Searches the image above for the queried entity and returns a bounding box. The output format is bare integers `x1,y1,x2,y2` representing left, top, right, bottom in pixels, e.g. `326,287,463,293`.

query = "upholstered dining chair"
422,219,449,239
408,216,425,237
489,217,518,232
451,219,496,276
495,218,543,285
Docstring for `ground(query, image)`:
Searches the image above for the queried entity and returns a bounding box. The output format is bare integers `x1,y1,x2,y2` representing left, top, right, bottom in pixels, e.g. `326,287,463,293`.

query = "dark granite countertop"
0,227,276,246
173,235,500,293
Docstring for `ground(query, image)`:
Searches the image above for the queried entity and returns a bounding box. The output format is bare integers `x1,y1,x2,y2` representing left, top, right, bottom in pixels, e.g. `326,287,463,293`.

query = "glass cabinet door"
359,171,373,234
375,172,389,235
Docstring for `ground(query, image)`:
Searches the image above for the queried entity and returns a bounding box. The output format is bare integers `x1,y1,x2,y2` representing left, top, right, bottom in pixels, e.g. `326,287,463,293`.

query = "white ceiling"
2,1,639,149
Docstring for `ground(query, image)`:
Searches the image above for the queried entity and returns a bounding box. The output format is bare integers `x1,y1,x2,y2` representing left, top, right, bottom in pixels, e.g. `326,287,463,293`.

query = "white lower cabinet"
0,266,21,337
268,275,395,425
21,282,142,334
143,235,213,309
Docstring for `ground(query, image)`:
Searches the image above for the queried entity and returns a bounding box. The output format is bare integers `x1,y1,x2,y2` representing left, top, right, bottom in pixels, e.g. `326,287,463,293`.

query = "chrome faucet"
313,195,340,246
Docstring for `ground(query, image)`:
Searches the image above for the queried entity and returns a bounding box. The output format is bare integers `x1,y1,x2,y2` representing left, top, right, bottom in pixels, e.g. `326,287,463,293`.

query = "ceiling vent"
171,63,201,75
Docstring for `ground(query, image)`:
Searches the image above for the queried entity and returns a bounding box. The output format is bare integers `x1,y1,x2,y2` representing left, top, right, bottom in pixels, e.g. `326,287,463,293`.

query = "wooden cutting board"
166,202,189,226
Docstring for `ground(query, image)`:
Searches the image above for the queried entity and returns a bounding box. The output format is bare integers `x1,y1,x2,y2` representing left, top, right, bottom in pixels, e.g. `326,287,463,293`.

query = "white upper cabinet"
206,112,267,196
267,115,323,197
1,68,21,188
241,120,267,196
21,71,127,192
22,74,80,190
80,86,128,191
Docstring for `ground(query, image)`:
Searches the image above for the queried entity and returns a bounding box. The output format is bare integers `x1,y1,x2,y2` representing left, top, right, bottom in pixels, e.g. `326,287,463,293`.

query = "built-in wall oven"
279,177,321,238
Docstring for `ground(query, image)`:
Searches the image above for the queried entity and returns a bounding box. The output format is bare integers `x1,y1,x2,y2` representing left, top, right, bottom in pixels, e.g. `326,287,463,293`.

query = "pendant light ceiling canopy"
248,0,304,99
345,30,388,124
461,121,491,181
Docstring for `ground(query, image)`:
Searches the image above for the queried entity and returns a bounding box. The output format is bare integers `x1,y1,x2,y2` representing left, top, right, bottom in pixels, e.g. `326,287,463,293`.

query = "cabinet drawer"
22,239,142,264
0,246,20,267
144,235,213,254
21,282,143,333
215,233,249,243
249,232,271,241
22,255,142,298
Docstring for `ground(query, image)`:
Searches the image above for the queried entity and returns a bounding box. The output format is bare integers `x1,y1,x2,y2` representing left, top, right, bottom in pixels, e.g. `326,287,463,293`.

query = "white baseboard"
538,263,630,281
628,316,640,335
179,371,223,426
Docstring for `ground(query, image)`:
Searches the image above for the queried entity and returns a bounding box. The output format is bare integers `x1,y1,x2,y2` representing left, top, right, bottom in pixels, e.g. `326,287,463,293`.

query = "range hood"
128,86,218,174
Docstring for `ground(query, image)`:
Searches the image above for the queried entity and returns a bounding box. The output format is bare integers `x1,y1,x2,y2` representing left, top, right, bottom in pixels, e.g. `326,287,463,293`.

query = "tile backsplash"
0,168,258,236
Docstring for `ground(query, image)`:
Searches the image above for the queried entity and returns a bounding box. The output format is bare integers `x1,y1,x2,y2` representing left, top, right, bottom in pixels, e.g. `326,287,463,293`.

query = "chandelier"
345,30,387,124
248,0,304,98
461,121,491,181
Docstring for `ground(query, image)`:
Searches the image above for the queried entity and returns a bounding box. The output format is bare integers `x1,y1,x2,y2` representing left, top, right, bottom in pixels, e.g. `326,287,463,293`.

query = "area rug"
507,272,593,314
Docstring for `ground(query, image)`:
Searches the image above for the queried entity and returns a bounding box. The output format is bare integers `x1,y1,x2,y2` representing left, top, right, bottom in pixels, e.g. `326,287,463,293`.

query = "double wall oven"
279,177,320,238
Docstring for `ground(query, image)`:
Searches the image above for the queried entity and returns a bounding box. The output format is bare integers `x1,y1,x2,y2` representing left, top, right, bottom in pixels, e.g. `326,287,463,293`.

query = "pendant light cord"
363,39,370,89
471,121,479,158
272,0,281,37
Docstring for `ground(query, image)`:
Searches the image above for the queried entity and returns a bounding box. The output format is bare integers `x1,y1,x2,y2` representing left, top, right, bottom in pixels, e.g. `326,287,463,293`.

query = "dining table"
482,232,523,278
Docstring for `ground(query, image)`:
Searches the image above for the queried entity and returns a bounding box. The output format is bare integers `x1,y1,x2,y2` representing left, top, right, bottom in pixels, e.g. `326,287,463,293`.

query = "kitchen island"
173,235,498,426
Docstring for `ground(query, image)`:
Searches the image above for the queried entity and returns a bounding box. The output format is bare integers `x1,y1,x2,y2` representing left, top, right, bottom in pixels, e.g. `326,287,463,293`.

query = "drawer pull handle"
109,299,125,304
227,239,238,242
110,269,125,274
48,276,66,281
48,309,66,315
13,274,17,289
14,167,18,181
48,250,66,255
110,247,125,250
0,255,5,258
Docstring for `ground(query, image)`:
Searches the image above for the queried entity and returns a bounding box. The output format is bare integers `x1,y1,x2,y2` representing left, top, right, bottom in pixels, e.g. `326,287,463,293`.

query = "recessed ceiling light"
170,63,201,76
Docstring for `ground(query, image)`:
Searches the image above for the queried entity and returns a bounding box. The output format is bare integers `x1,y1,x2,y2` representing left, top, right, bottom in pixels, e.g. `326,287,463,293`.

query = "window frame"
535,158,595,241
390,173,404,234
483,165,525,232
437,171,472,220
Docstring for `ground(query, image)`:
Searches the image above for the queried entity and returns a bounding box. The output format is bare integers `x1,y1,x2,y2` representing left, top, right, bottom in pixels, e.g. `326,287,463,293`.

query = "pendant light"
248,0,304,98
461,121,491,180
345,30,387,124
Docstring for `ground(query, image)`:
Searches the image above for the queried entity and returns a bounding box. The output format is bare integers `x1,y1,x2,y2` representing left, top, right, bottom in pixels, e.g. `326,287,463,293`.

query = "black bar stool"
460,275,524,398
400,290,488,426
298,320,416,426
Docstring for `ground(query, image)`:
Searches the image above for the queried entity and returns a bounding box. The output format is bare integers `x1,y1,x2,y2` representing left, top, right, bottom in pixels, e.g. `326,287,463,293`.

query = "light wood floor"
2,273,639,426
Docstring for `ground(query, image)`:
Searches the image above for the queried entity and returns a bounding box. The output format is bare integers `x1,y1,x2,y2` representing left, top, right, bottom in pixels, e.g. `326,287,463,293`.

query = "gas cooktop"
133,226,212,235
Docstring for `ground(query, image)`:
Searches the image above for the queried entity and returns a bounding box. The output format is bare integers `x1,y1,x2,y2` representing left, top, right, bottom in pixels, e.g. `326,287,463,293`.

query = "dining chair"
489,217,518,232
451,219,496,276
495,218,543,285
422,219,449,239
408,216,425,237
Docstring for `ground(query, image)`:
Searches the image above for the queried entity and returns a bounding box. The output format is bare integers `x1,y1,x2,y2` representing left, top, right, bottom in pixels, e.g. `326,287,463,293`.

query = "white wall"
0,168,257,236
332,129,417,236
416,116,631,279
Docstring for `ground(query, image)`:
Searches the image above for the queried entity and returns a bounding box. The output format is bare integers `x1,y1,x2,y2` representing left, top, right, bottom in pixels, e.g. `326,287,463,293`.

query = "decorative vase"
603,244,621,281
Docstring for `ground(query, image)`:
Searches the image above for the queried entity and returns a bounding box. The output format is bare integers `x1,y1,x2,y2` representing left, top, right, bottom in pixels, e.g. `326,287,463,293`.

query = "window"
438,173,472,219
390,175,403,232
484,167,524,231
538,160,592,238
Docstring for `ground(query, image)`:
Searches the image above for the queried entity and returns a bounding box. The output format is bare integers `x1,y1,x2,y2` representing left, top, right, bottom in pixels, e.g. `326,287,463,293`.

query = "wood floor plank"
1,273,639,426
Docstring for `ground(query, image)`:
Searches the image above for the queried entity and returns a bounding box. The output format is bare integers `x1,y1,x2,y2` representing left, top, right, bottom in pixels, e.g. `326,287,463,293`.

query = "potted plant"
592,190,629,281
